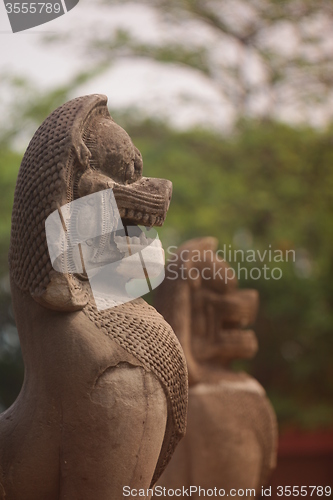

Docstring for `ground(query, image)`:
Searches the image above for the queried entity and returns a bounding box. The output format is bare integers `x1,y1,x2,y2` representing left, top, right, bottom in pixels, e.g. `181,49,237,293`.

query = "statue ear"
74,140,91,169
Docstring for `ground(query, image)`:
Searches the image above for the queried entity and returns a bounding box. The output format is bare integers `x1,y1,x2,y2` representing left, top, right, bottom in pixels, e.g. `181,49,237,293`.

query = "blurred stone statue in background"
155,237,277,498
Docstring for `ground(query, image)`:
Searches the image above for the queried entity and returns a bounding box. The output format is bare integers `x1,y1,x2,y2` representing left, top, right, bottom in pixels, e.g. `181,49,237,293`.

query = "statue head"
154,237,259,384
9,95,172,311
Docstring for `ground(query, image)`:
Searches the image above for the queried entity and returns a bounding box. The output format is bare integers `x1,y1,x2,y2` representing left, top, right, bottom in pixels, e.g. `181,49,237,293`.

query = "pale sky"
1,0,333,134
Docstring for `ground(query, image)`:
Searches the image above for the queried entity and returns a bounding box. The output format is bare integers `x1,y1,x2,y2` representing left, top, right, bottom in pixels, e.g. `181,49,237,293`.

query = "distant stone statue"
0,94,188,499
155,237,277,498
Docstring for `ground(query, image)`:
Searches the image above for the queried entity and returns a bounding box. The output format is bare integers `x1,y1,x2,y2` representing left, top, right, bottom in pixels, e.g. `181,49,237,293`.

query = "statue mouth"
67,172,172,273
114,227,162,255
67,176,170,304
192,328,258,364
112,176,173,228
88,175,171,269
190,288,259,363
81,222,165,309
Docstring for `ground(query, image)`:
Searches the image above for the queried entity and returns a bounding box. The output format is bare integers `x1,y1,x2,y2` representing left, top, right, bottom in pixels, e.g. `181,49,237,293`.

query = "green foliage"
0,150,22,410
0,149,21,274
93,29,211,76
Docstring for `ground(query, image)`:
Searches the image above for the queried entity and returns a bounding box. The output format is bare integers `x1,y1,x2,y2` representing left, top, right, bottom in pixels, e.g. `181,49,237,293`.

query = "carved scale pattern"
84,297,188,484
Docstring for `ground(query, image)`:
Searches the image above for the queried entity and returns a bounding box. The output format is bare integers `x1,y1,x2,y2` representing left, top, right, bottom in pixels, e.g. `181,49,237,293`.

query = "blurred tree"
0,148,20,274
80,0,333,126
0,66,107,149
0,148,23,410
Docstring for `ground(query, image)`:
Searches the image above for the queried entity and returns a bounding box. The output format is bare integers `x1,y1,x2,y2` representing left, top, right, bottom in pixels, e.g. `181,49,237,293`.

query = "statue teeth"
118,209,158,227
114,232,159,252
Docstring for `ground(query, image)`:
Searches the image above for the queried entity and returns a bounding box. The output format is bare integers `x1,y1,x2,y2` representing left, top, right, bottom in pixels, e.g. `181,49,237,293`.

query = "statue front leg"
59,363,167,499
